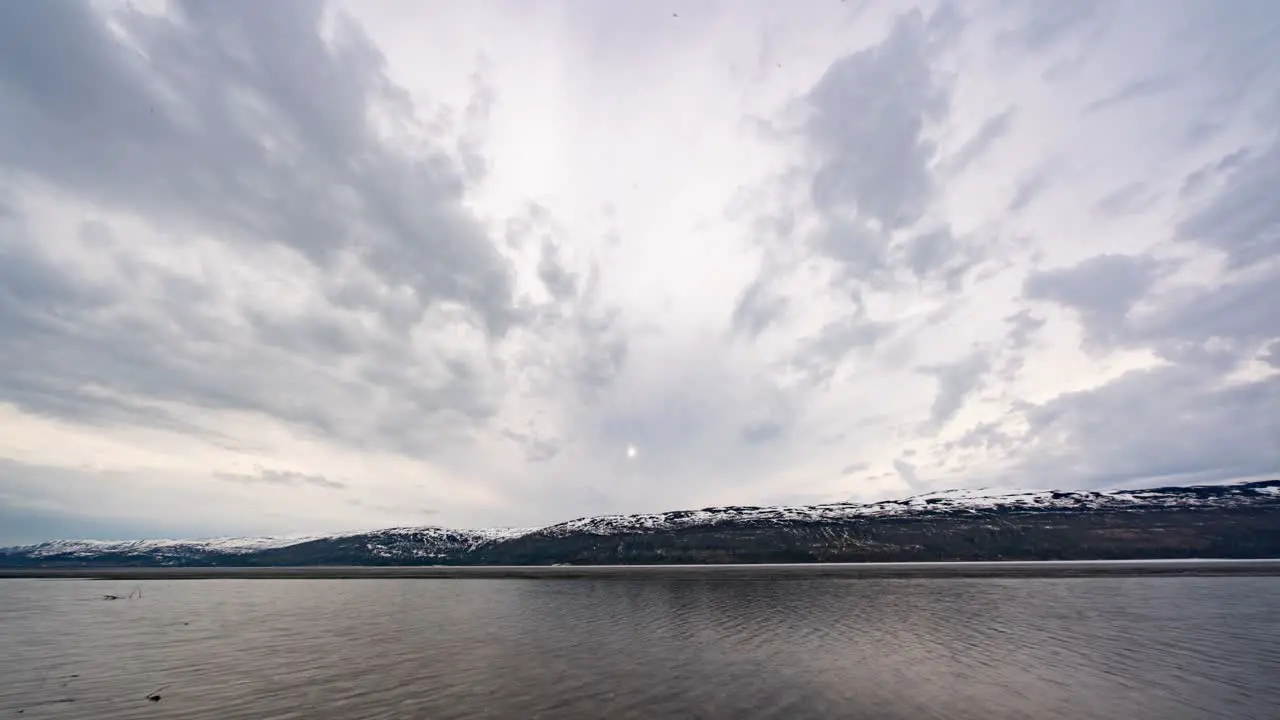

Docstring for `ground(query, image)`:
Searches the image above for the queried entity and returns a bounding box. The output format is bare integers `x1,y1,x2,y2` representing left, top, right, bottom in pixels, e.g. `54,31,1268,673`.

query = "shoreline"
3,559,1280,580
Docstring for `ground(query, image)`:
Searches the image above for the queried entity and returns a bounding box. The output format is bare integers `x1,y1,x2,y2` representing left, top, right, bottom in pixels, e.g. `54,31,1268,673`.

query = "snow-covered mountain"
8,535,323,560
531,480,1280,537
3,479,1277,567
3,526,538,566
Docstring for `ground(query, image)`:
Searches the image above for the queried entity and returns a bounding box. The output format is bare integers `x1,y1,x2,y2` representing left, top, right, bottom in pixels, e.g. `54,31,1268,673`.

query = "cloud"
1263,341,1280,369
1084,74,1178,114
0,1,526,457
945,108,1015,175
1179,148,1250,199
841,462,870,476
902,228,955,279
1,0,1276,541
1006,310,1046,351
741,420,785,446
499,427,561,464
2,2,517,327
1000,0,1103,52
1024,254,1165,350
538,239,579,302
1137,271,1280,370
730,276,789,339
806,9,946,232
215,468,348,491
1176,141,1280,270
1012,365,1279,487
1009,163,1055,212
921,351,990,430
1094,182,1157,218
791,316,893,386
893,458,925,494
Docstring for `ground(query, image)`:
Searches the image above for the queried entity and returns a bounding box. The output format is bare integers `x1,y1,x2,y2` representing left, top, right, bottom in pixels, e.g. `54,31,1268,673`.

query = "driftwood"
102,585,142,601
144,685,169,703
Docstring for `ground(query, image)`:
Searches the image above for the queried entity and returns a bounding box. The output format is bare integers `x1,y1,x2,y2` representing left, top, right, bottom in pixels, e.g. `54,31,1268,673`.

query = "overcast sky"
0,0,1277,543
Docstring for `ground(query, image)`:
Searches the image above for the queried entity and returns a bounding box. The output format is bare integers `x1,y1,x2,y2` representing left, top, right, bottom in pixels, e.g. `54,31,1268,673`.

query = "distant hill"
3,480,1278,567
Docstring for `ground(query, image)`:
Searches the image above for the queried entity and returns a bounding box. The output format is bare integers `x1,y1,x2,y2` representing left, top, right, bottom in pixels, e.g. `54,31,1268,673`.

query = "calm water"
1,575,1277,719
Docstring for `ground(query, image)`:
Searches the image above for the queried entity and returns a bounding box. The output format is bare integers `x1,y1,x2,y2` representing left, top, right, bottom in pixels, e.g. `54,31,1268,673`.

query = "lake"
1,569,1277,718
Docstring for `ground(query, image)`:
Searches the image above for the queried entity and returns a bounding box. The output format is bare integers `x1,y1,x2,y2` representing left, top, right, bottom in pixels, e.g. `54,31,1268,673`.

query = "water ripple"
1,576,1276,719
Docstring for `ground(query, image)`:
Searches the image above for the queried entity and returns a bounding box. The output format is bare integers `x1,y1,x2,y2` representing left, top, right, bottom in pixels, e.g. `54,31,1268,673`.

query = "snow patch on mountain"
335,526,541,560
531,479,1280,537
14,535,327,558
4,527,538,558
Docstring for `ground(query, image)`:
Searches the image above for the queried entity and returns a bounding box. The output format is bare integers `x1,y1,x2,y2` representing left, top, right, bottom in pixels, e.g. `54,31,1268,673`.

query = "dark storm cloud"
0,0,536,453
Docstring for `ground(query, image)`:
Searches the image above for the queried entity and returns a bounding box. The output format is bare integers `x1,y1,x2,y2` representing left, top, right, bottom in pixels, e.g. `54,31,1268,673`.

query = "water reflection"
0,576,1276,719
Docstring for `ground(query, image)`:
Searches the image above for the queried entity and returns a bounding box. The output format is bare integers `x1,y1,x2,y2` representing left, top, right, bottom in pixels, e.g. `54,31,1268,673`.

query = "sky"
0,0,1277,544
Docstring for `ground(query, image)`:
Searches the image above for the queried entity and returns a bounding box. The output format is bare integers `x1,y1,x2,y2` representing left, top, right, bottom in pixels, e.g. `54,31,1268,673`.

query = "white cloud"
0,0,1276,543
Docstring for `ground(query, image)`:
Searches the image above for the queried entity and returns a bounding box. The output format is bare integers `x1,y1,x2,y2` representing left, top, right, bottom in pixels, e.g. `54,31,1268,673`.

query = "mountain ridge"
4,479,1278,567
